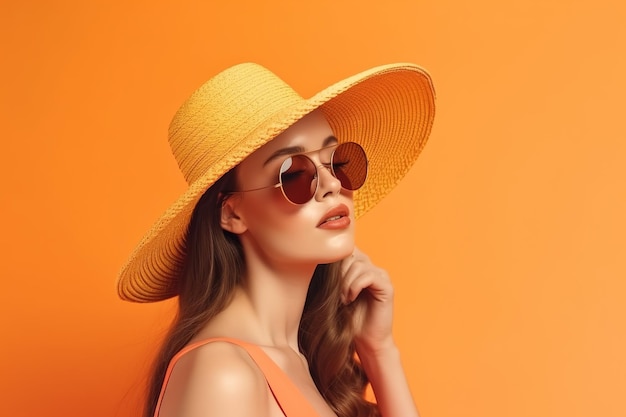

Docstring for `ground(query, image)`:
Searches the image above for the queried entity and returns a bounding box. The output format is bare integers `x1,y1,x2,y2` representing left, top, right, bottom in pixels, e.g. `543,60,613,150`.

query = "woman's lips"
318,204,351,229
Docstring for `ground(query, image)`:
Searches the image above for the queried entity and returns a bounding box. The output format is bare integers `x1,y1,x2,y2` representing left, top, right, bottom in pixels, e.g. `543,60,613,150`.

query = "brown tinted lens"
331,142,368,191
279,154,318,204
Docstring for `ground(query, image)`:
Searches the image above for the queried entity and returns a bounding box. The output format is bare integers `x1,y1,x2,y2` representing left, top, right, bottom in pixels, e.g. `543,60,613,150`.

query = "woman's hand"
341,248,420,417
341,247,396,355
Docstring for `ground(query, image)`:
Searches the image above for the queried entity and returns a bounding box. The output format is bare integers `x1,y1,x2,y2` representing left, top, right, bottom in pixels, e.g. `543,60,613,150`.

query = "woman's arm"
341,248,420,417
357,341,419,417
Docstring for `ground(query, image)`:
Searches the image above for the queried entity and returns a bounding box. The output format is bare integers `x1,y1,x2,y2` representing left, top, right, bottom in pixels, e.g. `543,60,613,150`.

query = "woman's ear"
219,194,247,234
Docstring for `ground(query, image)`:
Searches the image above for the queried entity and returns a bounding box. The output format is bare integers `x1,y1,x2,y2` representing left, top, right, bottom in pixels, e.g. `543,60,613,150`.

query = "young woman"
118,62,435,417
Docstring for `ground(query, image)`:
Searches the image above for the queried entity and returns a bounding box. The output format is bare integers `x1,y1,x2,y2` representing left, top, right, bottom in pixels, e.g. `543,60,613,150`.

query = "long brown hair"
144,169,379,417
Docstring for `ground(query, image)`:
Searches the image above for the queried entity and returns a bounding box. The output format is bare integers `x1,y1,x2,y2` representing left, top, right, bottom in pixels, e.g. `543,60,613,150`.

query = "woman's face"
228,109,355,268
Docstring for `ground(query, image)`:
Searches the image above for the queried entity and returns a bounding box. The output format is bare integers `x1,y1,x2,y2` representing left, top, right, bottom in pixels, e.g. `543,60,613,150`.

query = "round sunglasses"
234,142,368,205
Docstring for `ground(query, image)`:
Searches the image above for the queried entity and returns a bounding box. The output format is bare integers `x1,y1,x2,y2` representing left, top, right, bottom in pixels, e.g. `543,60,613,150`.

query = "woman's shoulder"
158,340,272,417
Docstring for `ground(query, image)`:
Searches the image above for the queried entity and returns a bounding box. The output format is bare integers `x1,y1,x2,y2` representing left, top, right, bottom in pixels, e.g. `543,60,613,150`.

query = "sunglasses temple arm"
236,182,282,194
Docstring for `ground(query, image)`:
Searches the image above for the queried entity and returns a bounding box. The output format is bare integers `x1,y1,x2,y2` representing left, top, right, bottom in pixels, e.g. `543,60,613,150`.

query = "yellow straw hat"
118,62,435,302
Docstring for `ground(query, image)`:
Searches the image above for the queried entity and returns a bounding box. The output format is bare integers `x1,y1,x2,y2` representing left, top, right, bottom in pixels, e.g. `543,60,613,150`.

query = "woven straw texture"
118,62,435,302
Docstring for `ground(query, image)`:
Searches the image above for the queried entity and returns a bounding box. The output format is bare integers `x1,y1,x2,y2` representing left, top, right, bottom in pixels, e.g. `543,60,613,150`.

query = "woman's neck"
198,254,317,351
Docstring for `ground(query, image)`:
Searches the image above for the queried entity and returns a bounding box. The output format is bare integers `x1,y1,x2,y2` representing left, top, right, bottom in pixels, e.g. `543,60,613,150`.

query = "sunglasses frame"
233,141,368,205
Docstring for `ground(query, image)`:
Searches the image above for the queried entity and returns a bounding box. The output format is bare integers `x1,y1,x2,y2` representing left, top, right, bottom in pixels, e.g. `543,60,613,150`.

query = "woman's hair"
144,169,379,417
301,264,380,417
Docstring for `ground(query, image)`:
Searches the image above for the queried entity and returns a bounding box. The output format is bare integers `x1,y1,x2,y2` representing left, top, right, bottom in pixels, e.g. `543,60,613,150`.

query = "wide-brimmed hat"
117,62,435,302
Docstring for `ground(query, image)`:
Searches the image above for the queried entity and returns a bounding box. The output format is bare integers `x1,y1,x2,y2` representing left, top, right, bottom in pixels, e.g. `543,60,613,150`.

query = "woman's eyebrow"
322,135,339,147
263,135,338,166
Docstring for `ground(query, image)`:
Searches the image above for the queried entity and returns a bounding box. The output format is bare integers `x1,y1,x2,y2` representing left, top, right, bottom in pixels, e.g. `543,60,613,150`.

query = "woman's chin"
319,242,355,264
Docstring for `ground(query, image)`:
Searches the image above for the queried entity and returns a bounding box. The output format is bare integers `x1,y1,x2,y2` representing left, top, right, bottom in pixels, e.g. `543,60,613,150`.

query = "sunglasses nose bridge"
313,162,332,177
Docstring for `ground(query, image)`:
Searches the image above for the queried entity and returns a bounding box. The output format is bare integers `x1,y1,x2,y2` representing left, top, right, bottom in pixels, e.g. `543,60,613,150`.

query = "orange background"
1,0,625,416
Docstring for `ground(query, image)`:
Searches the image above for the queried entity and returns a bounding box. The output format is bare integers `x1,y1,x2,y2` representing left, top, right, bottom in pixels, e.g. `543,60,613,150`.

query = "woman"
118,62,435,417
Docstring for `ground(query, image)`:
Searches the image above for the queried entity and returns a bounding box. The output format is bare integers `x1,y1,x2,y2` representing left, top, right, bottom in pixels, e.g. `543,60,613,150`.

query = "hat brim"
117,63,435,302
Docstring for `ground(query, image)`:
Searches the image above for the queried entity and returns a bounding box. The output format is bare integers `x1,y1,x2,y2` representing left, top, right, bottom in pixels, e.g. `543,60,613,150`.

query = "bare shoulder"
158,341,271,417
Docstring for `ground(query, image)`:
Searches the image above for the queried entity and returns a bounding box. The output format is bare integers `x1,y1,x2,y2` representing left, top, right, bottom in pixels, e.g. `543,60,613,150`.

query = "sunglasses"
234,142,368,205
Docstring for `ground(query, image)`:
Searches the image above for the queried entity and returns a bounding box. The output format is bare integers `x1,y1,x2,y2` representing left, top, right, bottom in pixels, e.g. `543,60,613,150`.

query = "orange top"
153,337,321,417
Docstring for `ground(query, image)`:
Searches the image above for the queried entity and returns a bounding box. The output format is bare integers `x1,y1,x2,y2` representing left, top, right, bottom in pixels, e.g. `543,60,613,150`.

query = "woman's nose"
315,164,342,200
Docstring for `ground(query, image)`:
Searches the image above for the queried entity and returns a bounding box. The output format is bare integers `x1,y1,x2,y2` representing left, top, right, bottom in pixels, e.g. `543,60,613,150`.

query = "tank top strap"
153,337,321,417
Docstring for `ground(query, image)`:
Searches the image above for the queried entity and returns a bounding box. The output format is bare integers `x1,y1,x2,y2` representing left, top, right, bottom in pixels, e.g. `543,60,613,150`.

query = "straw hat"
118,62,435,302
